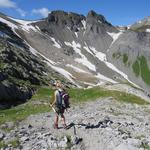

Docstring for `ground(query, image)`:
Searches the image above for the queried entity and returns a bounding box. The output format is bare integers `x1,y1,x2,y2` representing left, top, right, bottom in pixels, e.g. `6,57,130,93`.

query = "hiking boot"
53,124,58,129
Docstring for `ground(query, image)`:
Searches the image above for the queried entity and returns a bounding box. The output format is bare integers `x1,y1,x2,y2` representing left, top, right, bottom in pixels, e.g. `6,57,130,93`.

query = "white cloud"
32,8,50,18
0,0,27,17
0,0,16,8
16,8,26,17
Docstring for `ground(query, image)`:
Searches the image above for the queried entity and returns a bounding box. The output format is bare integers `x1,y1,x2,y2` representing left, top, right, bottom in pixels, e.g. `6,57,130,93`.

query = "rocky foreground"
1,97,150,150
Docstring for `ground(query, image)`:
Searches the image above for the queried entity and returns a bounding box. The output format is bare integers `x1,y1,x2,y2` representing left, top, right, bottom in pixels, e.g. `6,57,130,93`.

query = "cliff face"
0,35,49,108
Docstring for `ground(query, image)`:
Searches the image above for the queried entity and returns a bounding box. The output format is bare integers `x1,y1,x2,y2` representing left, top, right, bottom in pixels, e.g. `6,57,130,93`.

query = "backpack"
58,90,70,109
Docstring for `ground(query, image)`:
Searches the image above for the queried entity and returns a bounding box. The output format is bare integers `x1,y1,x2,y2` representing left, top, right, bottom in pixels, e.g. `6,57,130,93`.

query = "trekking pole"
49,104,59,115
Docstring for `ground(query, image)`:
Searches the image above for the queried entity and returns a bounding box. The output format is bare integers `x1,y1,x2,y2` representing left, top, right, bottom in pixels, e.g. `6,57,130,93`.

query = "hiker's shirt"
55,88,63,108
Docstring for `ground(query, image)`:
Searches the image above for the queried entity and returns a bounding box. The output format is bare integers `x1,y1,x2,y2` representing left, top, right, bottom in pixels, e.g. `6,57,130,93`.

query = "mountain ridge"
0,10,150,107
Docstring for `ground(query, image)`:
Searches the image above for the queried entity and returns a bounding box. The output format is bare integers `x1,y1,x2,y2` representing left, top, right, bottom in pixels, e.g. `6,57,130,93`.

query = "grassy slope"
132,60,140,77
0,86,149,125
139,56,150,85
132,56,150,85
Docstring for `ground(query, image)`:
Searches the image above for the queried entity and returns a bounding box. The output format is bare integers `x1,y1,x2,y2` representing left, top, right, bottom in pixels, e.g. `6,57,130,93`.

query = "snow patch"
66,64,88,73
126,25,131,30
0,17,18,30
105,61,140,88
24,42,78,85
107,31,122,44
35,26,41,31
75,58,96,72
42,71,48,76
23,39,57,65
39,53,56,65
105,62,128,79
21,25,38,33
106,31,123,53
66,26,71,31
96,73,117,84
98,20,102,24
45,59,78,85
23,41,79,86
0,17,21,38
83,43,93,55
74,32,78,38
146,29,150,33
65,41,81,54
83,82,96,87
24,41,56,65
50,65,76,84
50,37,61,49
138,20,142,24
28,44,38,56
65,41,96,71
8,17,40,33
89,47,107,61
81,20,86,29
9,17,39,25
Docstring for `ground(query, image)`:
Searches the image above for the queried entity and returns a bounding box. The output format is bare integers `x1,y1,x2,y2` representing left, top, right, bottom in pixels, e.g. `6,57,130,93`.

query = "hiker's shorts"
54,106,65,115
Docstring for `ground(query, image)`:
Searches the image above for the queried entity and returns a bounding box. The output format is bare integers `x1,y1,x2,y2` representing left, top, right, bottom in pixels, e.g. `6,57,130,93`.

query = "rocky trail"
1,95,150,150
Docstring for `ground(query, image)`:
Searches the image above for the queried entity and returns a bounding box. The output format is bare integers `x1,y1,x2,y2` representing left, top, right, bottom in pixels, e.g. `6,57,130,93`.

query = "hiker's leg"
61,114,67,127
54,113,59,128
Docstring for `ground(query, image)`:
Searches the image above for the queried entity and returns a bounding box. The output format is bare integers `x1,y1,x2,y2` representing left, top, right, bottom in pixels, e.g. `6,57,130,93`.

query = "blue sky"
0,0,150,26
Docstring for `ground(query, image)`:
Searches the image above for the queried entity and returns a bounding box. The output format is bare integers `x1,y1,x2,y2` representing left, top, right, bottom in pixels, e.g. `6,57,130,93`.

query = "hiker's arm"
51,91,57,106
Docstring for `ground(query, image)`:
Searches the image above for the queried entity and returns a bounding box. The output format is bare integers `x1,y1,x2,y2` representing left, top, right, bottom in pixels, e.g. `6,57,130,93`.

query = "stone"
63,136,68,143
58,140,68,148
43,132,51,137
5,122,14,129
28,124,32,129
20,136,30,142
0,132,5,140
71,136,82,145
141,139,149,146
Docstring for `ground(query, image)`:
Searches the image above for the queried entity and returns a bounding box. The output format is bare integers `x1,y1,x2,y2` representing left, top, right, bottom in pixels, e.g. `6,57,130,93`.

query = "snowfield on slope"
22,40,79,86
0,17,18,29
50,37,61,49
65,41,96,72
107,31,123,44
66,64,88,73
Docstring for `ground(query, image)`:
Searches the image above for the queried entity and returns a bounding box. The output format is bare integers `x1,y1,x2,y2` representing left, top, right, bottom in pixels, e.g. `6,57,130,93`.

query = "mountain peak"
86,10,112,26
87,10,97,17
48,10,85,21
130,16,150,32
47,10,85,31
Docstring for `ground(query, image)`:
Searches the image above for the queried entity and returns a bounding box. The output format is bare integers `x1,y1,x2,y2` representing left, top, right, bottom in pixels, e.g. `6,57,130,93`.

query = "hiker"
50,80,68,129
